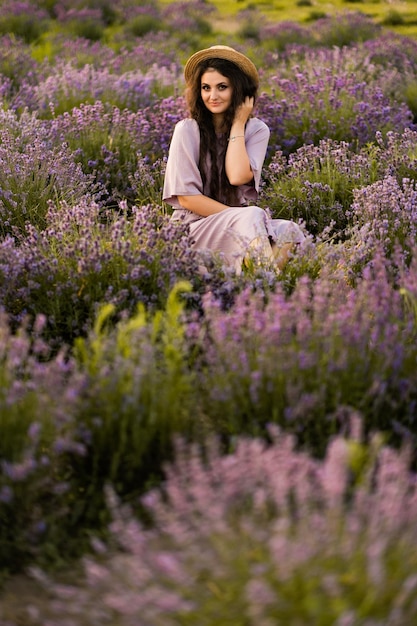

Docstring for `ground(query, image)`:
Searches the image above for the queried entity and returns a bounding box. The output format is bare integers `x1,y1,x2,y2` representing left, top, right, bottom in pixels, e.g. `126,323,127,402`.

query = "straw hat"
184,45,259,87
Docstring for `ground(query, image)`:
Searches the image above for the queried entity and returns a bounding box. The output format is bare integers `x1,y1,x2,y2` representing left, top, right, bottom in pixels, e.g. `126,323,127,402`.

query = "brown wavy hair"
185,57,258,205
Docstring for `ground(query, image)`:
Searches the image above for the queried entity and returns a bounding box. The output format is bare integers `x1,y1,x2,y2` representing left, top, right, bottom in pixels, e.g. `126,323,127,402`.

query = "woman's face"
200,69,233,118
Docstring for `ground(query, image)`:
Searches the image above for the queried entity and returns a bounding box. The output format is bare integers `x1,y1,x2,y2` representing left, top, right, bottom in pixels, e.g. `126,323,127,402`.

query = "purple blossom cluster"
260,138,375,234
13,61,175,115
46,98,186,204
0,199,200,344
348,175,417,264
243,10,382,55
0,34,40,93
19,424,417,624
53,5,103,24
363,32,417,74
257,53,413,155
0,1,48,19
0,107,92,235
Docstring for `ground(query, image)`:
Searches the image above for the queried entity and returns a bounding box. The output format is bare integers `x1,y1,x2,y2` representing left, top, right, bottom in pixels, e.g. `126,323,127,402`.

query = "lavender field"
1,0,417,623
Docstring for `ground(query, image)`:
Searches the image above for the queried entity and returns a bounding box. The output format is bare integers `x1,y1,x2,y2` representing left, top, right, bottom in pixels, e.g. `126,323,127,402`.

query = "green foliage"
125,15,164,38
69,282,199,525
237,21,260,41
307,10,328,21
63,18,105,41
92,0,118,26
194,16,213,35
382,9,405,27
260,140,379,236
0,15,49,44
402,79,417,120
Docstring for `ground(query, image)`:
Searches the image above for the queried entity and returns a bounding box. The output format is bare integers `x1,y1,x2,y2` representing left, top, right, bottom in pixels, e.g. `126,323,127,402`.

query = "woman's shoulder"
174,118,199,134
247,117,270,136
169,118,200,154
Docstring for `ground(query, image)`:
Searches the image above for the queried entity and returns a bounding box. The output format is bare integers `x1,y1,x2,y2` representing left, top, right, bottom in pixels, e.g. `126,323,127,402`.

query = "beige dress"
163,117,304,272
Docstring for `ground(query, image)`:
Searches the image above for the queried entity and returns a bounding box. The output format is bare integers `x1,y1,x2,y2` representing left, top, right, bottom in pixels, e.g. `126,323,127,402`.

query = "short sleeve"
245,118,270,192
163,119,203,208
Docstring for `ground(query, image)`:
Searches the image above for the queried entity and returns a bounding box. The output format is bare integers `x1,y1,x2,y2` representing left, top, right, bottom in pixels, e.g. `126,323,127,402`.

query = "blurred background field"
160,0,417,38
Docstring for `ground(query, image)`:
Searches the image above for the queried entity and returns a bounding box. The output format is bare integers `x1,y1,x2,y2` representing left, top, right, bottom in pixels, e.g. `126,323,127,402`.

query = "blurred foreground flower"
25,417,417,625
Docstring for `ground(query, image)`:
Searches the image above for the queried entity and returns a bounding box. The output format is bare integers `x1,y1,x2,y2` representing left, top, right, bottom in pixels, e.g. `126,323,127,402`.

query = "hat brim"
184,45,259,87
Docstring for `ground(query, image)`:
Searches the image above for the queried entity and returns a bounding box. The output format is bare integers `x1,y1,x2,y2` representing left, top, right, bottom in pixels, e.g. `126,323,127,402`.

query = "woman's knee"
276,221,305,245
244,205,267,220
287,221,305,244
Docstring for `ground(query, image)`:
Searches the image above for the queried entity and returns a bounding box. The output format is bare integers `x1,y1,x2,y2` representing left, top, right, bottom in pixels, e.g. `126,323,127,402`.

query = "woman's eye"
201,84,229,91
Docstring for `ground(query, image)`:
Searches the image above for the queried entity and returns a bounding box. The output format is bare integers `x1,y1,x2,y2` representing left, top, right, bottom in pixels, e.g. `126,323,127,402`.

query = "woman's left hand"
234,96,254,125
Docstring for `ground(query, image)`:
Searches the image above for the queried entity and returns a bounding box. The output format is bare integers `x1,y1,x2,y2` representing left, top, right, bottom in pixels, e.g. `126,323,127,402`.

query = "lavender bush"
161,0,214,38
259,19,316,51
254,11,381,55
372,128,417,185
347,175,417,266
46,99,185,205
37,0,117,23
260,129,417,235
0,108,92,236
260,139,377,235
0,312,86,572
13,61,173,117
0,1,49,43
313,11,382,47
54,6,106,41
18,423,417,625
257,50,414,155
0,34,40,95
193,245,417,451
363,32,417,73
0,200,199,344
67,281,199,522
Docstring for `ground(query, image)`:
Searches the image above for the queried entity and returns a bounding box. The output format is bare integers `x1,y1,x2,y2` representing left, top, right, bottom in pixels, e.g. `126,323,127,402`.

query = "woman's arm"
225,96,255,186
178,194,229,216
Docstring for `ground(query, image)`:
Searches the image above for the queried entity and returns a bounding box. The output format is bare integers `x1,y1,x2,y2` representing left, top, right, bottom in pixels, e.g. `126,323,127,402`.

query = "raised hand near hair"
234,96,254,125
226,96,255,186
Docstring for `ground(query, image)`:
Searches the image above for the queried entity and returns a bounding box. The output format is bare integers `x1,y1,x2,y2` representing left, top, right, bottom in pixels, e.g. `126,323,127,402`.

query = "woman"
163,45,305,273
